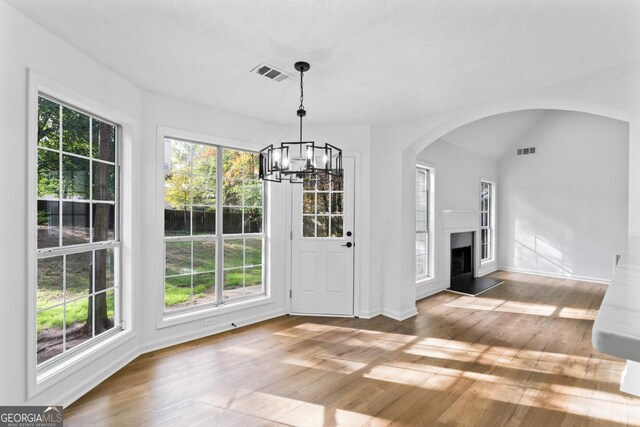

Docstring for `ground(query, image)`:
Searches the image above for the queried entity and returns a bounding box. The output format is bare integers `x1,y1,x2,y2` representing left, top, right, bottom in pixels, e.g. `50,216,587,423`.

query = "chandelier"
259,61,343,183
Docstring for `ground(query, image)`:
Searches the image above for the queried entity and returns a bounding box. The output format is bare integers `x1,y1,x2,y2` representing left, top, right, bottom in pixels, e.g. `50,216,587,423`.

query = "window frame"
27,70,134,398
415,164,433,281
157,127,271,328
480,180,495,263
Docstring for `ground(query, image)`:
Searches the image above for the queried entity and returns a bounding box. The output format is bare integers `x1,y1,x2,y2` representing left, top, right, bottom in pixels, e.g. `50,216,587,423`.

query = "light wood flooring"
65,271,640,426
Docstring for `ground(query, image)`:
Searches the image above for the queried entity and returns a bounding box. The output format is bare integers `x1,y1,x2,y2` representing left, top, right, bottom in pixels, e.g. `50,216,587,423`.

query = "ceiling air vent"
516,147,536,156
251,63,290,82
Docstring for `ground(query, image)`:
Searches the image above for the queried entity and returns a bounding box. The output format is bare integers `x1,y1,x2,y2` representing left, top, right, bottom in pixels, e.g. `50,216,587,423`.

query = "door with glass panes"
291,157,354,315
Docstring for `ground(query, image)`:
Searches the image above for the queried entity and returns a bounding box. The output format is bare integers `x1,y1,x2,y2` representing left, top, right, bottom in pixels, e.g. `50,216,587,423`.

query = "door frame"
285,151,362,317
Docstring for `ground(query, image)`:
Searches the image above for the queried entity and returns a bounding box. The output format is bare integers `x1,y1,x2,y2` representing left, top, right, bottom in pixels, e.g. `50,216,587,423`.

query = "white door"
291,157,355,315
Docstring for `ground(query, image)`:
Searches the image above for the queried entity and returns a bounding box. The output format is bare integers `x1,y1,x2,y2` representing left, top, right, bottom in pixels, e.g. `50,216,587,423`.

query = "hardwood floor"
65,271,640,426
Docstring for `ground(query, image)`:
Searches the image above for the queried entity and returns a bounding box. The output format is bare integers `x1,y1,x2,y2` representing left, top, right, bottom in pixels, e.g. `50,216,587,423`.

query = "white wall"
498,111,629,282
0,0,143,406
416,140,498,297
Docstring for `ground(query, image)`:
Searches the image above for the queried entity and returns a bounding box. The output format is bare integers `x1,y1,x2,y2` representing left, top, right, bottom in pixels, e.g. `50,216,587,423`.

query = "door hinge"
289,289,292,298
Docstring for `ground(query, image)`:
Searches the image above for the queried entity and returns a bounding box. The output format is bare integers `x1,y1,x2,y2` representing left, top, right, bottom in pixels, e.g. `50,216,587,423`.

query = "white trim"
59,308,285,408
416,280,445,300
382,307,418,321
27,69,137,400
621,361,640,397
499,266,610,285
358,308,382,319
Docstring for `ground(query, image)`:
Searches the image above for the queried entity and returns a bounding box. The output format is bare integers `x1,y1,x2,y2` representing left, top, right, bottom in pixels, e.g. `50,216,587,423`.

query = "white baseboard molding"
60,308,286,408
416,280,446,300
621,360,640,397
382,306,418,321
477,265,499,278
499,266,610,285
359,308,382,319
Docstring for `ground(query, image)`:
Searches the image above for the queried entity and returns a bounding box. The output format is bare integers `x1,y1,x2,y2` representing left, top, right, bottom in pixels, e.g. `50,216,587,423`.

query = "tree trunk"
89,122,115,334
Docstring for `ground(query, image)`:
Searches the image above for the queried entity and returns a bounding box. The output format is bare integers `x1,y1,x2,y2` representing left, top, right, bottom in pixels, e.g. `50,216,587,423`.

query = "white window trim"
480,179,497,264
155,126,273,329
27,70,136,399
415,162,435,283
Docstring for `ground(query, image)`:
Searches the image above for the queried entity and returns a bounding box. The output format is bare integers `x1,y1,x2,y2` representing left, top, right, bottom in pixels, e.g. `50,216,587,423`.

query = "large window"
480,181,494,261
36,95,120,366
416,166,431,279
163,138,265,312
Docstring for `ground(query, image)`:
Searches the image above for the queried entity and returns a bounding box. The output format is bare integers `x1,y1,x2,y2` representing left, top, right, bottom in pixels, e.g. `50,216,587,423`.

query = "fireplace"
451,232,474,286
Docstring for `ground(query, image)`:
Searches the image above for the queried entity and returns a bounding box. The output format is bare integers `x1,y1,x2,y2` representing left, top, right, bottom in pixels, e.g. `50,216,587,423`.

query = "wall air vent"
516,147,536,156
251,62,290,82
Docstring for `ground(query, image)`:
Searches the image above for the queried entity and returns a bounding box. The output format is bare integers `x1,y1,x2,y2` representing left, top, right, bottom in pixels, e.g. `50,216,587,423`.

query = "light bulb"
306,147,313,159
273,150,281,161
282,157,290,168
323,154,328,164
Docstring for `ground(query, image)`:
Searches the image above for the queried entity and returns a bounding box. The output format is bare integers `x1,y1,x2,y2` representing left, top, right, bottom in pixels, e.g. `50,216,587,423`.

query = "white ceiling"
440,110,547,159
4,0,640,125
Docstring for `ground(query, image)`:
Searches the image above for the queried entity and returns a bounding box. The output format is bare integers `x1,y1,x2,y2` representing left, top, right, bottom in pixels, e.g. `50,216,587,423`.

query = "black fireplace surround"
451,232,474,285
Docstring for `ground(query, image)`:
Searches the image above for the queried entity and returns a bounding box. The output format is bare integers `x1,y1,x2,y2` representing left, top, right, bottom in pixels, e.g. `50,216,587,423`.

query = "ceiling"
5,0,640,125
440,110,547,159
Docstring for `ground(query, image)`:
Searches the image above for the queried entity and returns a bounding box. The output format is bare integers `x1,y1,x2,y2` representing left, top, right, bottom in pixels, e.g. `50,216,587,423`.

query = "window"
36,95,120,366
302,174,344,238
163,138,265,312
480,181,494,261
416,166,431,279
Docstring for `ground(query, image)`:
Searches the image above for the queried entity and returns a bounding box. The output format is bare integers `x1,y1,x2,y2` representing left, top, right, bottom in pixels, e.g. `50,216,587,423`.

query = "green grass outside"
37,292,115,334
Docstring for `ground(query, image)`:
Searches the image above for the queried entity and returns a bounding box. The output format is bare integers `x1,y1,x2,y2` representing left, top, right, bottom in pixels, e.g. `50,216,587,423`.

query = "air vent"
516,147,536,156
251,62,290,82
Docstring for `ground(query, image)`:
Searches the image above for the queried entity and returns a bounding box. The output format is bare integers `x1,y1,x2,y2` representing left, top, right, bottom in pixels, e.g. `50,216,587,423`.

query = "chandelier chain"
299,68,304,110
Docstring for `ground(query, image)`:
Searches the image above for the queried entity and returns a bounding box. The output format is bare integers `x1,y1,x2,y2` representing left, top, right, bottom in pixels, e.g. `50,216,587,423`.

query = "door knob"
346,231,352,237
342,242,353,248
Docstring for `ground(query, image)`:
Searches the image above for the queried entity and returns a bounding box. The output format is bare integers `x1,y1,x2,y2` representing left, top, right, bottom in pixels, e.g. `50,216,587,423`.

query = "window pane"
38,149,60,198
62,155,90,199
37,200,60,249
165,275,192,310
303,175,315,191
331,193,343,214
192,206,216,235
193,273,216,305
317,216,329,237
317,174,330,191
223,269,244,300
224,239,244,269
95,248,115,290
92,162,115,201
165,206,190,236
37,256,63,311
65,297,92,351
65,251,92,300
94,289,115,337
165,241,192,276
38,97,60,150
244,180,262,207
245,238,262,266
244,208,262,234
303,193,315,214
192,175,216,205
243,153,260,180
62,202,90,245
303,216,315,237
223,149,243,178
317,193,329,214
223,179,242,205
192,144,216,176
193,240,215,272
92,203,115,242
244,266,263,295
331,175,343,191
92,119,116,163
165,138,191,174
37,305,63,364
62,107,90,157
331,216,343,238
223,207,242,234
165,173,191,209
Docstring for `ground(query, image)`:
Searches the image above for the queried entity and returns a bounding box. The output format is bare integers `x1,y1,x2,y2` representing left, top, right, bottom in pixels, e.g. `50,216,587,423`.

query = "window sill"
158,294,274,329
30,328,136,399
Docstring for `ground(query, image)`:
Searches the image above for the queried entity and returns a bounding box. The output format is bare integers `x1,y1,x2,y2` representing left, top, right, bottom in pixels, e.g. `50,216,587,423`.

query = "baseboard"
382,306,418,321
416,280,445,300
60,308,286,408
621,361,640,397
60,347,140,408
358,308,382,319
498,266,610,285
141,308,287,354
477,265,498,278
